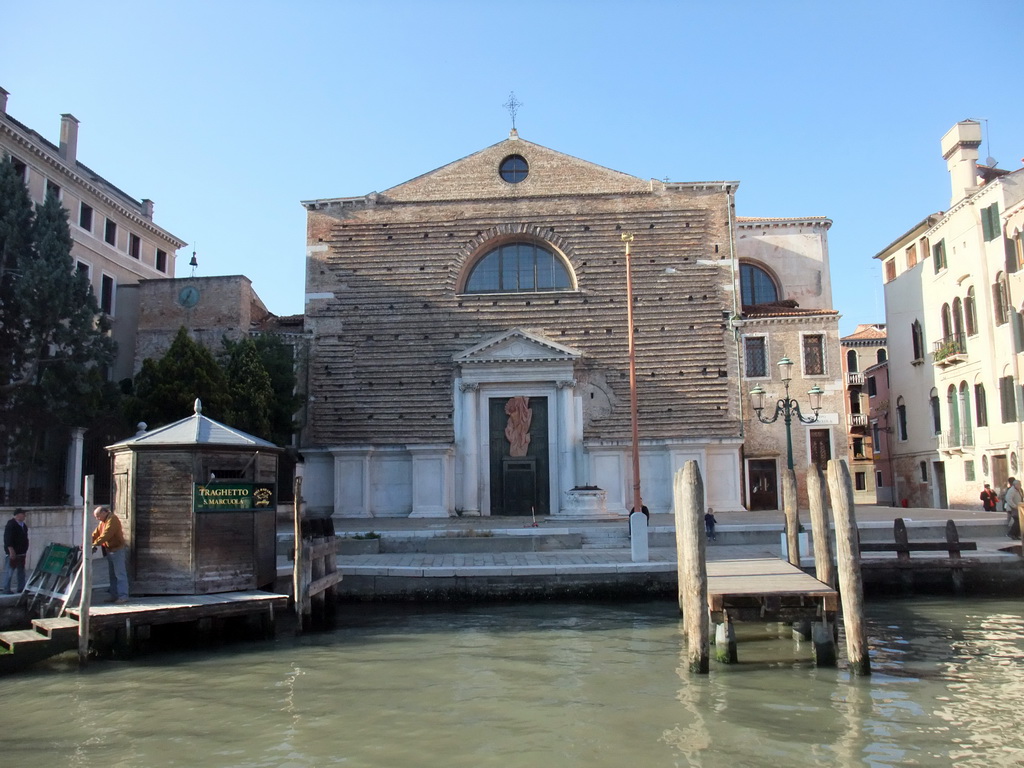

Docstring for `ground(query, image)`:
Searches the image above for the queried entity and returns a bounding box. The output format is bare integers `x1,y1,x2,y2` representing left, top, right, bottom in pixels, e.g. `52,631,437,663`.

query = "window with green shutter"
932,239,946,273
982,203,1000,242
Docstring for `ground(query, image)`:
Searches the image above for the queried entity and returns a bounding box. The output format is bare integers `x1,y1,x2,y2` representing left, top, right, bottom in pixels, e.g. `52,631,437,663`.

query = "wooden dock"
707,557,838,620
0,591,289,670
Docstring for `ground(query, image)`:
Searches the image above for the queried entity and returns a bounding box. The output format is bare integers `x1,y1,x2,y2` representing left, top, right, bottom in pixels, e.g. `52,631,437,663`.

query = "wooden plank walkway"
64,591,289,630
705,557,838,624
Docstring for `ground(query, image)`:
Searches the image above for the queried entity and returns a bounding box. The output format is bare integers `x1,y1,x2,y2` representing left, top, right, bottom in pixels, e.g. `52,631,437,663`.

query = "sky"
4,0,1024,336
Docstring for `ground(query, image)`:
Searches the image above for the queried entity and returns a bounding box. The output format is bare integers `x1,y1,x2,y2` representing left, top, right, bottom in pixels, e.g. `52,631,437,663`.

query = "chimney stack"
941,120,982,207
141,199,154,219
0,87,8,114
59,113,80,165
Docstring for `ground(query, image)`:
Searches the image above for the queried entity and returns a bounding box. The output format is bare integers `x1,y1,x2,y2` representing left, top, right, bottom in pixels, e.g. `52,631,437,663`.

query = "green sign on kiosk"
193,483,275,512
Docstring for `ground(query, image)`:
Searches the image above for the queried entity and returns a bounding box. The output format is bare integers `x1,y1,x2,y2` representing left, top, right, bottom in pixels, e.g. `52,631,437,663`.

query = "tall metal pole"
623,233,642,517
782,380,795,471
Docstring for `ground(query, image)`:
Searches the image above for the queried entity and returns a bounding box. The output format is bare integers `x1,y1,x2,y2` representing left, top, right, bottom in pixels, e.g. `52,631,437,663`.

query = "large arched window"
463,242,572,294
739,263,779,306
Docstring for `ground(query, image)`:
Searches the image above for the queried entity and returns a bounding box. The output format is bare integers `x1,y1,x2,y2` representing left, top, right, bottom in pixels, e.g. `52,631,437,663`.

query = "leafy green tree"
0,155,35,396
223,334,302,445
1,179,118,472
126,327,230,428
223,337,274,440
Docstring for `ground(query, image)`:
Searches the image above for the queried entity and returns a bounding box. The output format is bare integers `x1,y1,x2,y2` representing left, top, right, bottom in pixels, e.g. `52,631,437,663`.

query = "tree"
126,327,230,428
0,155,35,395
223,337,274,440
0,167,119,500
223,334,303,445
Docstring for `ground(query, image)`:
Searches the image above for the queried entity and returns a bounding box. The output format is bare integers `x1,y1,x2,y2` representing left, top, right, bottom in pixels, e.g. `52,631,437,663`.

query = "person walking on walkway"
980,483,999,512
2,508,28,594
91,505,129,603
704,508,718,542
1002,478,1023,538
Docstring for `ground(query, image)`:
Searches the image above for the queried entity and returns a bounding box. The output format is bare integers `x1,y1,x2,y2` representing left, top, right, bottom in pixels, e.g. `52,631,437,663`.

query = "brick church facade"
298,132,840,518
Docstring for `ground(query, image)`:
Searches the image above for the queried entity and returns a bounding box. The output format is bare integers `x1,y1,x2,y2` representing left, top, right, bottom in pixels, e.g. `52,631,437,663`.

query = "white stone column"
409,444,455,518
556,379,577,512
65,427,86,508
459,382,480,516
331,446,374,517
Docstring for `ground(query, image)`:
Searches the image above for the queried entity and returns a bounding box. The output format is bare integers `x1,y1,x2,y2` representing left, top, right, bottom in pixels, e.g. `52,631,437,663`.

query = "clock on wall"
177,285,200,309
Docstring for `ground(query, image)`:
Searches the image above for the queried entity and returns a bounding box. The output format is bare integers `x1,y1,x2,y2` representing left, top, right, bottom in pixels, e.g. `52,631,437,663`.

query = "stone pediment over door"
454,328,581,385
454,328,582,366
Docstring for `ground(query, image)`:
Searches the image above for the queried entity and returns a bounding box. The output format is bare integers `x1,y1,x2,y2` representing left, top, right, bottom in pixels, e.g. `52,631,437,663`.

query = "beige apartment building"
0,87,187,381
876,120,1024,509
736,217,848,509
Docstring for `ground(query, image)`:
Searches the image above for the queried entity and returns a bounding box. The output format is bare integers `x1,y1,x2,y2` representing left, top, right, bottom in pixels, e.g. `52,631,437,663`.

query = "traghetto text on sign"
193,483,276,512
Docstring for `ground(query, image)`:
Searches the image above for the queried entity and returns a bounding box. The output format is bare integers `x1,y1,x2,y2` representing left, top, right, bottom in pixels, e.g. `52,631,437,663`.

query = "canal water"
2,597,1023,767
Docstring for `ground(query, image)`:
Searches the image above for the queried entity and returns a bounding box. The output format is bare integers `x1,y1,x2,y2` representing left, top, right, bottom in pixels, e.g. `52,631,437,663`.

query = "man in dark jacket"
2,508,29,594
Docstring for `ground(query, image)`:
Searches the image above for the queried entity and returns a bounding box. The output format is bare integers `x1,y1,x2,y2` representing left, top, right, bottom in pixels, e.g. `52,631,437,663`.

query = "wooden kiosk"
106,399,281,595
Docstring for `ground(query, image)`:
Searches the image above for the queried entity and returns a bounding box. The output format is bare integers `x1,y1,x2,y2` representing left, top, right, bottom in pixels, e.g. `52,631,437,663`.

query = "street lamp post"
749,357,825,471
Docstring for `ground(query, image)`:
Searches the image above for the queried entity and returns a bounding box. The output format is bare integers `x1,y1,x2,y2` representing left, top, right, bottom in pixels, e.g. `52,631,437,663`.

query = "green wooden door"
488,397,549,515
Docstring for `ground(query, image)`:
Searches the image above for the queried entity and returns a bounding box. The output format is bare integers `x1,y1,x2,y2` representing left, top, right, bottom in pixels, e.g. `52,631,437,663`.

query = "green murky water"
2,598,1023,767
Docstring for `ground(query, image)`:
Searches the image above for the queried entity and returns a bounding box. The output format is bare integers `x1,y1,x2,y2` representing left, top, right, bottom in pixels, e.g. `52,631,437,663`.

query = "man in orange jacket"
91,505,129,603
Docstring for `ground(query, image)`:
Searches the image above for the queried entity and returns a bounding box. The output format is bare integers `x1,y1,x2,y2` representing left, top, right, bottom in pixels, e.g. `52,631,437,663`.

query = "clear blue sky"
4,0,1023,336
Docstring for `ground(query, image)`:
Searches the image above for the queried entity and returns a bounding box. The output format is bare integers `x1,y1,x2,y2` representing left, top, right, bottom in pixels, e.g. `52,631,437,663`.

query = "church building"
298,132,838,519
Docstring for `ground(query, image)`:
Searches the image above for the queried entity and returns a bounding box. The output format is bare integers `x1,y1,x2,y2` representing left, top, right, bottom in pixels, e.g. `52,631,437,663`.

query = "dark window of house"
129,233,141,259
981,203,1000,241
994,275,1010,325
11,156,27,182
911,320,924,360
1005,238,1018,274
744,337,767,377
1000,375,1017,423
104,218,117,246
855,472,866,491
100,274,114,314
739,263,778,306
846,349,858,373
76,261,90,279
932,239,947,272
965,287,978,336
920,461,928,482
853,437,864,458
975,383,988,427
498,155,528,183
809,428,831,471
79,203,93,231
877,348,887,363
156,249,167,273
464,242,571,293
867,376,877,397
897,397,908,441
45,179,61,200
802,334,825,375
930,392,941,435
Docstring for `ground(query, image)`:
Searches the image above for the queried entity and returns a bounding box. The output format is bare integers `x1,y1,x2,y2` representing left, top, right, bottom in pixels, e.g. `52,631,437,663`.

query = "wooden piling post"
293,476,306,631
827,459,870,676
807,464,835,588
78,475,94,666
673,460,708,673
782,468,800,567
714,613,737,663
945,519,965,594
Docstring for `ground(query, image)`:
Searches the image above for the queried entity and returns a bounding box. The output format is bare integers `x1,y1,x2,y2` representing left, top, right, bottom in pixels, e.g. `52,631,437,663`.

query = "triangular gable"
454,328,582,365
381,135,651,203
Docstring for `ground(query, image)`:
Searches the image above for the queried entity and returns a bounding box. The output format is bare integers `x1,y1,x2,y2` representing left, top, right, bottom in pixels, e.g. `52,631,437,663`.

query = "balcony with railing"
846,371,865,386
848,413,868,429
933,333,967,366
938,429,974,452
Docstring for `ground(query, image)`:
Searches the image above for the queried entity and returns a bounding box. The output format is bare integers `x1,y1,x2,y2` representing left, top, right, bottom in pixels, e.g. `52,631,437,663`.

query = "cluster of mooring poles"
674,459,869,676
